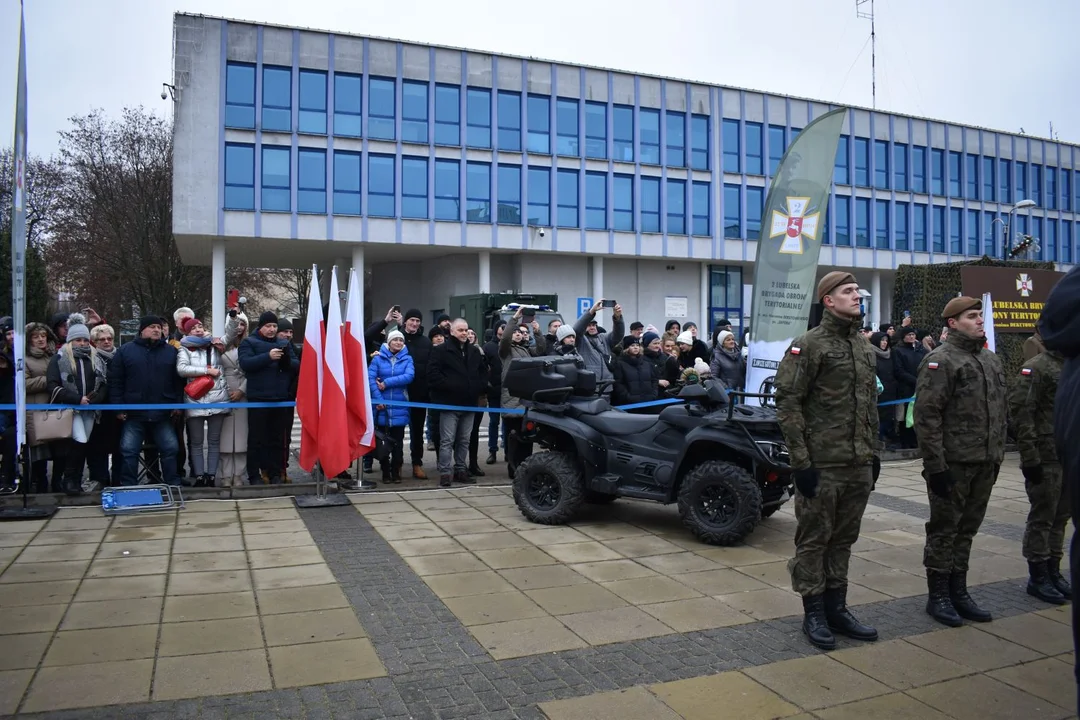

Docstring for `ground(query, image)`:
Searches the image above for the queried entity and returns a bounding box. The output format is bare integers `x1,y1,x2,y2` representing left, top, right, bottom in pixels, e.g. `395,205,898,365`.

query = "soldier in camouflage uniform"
775,271,882,651
1009,346,1070,604
914,296,1007,627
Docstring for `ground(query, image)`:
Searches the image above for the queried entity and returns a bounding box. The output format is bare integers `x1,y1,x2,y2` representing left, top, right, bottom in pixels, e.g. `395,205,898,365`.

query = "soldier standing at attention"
776,271,881,651
1009,338,1070,605
915,297,1007,627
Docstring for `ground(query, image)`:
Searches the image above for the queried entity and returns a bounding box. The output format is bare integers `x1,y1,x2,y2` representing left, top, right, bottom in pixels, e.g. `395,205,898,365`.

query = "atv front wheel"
513,451,584,525
678,461,762,546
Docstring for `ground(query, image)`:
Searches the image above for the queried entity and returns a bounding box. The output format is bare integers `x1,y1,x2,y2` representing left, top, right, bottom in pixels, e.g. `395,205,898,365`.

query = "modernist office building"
171,13,1079,334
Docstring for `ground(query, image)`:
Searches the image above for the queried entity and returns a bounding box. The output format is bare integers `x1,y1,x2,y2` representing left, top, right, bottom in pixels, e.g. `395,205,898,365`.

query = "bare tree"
0,149,61,321
259,267,312,319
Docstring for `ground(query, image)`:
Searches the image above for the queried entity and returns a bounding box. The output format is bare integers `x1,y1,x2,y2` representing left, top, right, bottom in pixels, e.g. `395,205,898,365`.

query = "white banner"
982,292,995,352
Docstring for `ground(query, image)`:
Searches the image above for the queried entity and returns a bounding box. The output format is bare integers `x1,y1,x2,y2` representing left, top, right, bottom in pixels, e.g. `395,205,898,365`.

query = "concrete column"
700,263,710,332
351,245,365,323
478,251,491,294
592,257,604,304
870,271,882,331
211,238,226,336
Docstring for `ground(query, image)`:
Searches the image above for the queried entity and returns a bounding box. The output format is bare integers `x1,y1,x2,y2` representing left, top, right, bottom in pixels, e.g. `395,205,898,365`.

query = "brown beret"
816,271,858,301
942,296,982,319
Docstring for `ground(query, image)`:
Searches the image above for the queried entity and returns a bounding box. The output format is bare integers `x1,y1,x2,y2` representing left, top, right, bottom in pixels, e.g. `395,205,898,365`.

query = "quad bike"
503,356,794,546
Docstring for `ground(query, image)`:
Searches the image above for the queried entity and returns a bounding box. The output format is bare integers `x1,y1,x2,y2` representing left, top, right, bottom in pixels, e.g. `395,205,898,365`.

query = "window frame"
465,161,491,223
224,142,255,210
584,101,607,160
895,201,909,251
366,153,396,218
722,119,739,173
261,65,292,133
855,196,870,247
368,77,396,141
556,98,579,157
746,186,764,238
556,168,579,228
692,181,709,236
260,145,291,212
875,198,889,249
584,171,607,230
911,146,926,193
834,135,850,185
834,195,851,247
893,143,908,192
723,183,741,239
613,105,634,162
401,80,429,145
913,203,927,252
873,139,889,190
333,72,362,137
401,156,429,219
690,114,709,171
497,163,522,224
665,111,686,168
526,94,551,155
224,62,256,129
298,69,327,135
433,158,460,221
641,175,661,232
745,122,763,175
434,84,460,147
297,147,327,214
640,109,660,165
466,88,492,149
665,178,686,235
332,150,362,216
613,174,633,231
527,166,551,226
497,90,522,152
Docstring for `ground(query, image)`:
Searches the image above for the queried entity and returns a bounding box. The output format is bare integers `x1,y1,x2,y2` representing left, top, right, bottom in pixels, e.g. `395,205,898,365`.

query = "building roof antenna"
855,0,876,110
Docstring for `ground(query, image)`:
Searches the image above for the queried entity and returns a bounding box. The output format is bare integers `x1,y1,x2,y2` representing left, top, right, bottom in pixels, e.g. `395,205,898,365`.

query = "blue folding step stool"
101,485,185,515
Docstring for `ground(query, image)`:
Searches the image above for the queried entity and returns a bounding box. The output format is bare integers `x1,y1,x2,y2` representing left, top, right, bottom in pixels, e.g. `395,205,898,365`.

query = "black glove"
1022,465,1043,485
871,456,881,490
794,468,820,499
927,469,953,499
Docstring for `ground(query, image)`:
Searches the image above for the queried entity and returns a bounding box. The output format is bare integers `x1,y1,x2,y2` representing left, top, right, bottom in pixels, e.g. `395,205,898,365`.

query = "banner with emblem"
745,107,846,405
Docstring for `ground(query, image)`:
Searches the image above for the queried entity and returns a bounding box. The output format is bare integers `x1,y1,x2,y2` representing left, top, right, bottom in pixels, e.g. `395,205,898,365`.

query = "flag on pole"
982,292,996,352
319,270,351,478
344,269,375,459
296,266,323,472
10,0,29,453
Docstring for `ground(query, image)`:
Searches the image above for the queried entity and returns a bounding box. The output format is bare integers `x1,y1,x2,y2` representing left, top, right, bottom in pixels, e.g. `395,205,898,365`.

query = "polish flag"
296,266,323,472
319,270,352,478
344,268,376,459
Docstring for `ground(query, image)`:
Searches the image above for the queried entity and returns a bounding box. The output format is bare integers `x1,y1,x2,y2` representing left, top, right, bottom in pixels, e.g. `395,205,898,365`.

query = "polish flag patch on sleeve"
790,347,801,355
1021,368,1033,375
927,362,940,370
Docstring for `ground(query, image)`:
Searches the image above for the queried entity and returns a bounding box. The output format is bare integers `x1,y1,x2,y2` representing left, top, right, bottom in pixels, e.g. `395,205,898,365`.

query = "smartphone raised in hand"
601,299,616,308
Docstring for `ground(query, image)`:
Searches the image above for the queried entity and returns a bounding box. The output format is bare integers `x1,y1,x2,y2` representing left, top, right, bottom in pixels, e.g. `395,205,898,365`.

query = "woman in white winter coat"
176,316,229,487
218,312,249,487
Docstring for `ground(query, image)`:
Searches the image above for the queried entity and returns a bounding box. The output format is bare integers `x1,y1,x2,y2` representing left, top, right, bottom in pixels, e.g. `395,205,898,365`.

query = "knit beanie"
556,325,576,341
716,330,734,348
139,315,163,333
180,316,202,335
404,308,423,322
642,331,660,347
277,318,293,333
66,323,91,342
436,313,451,325
622,335,641,348
676,330,694,346
386,329,405,343
428,326,448,340
257,311,278,330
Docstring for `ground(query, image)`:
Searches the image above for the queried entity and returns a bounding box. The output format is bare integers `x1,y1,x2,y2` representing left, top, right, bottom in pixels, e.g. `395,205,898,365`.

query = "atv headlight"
755,441,790,465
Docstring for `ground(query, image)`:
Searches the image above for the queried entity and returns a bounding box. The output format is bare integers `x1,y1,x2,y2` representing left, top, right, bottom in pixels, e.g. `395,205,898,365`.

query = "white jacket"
176,345,230,417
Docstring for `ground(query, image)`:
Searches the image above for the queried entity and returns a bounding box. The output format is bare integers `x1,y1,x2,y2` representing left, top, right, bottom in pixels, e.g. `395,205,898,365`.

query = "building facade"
171,13,1079,334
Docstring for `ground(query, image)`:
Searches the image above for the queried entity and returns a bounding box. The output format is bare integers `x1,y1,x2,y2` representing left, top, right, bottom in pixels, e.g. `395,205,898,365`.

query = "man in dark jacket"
612,335,657,408
483,321,506,464
110,316,184,486
400,309,433,478
428,318,486,487
1037,265,1080,715
239,312,299,484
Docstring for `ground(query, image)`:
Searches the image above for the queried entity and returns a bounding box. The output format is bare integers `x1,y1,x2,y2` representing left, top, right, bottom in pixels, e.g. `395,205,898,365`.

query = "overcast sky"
1,0,1078,158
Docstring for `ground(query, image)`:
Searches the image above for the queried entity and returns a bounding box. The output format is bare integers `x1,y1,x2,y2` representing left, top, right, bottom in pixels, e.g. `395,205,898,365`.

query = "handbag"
185,369,214,400
370,409,399,463
28,387,74,446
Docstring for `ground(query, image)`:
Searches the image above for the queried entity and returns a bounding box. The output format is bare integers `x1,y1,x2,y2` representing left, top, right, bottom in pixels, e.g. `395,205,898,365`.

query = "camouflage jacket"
775,309,879,470
914,331,1007,474
1008,350,1063,467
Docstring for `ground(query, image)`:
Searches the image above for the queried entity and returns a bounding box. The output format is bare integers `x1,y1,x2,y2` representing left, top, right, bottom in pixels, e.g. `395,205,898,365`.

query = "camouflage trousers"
1023,463,1070,563
923,462,998,573
788,466,873,597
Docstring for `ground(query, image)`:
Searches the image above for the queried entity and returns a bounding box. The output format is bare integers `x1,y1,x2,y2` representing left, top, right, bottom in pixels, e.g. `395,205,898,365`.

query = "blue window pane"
466,162,491,222
745,122,763,175
557,169,578,227
585,102,606,159
526,95,550,154
855,197,870,247
298,70,327,135
690,115,709,170
1063,220,1073,263
931,149,944,195
613,105,634,162
949,207,962,254
982,156,995,202
369,78,396,141
854,138,869,187
834,196,851,246
723,184,740,238
948,151,961,197
224,143,255,210
746,187,763,237
434,85,460,146
722,120,740,173
666,179,685,234
297,149,326,214
911,146,926,193
434,159,459,221
983,211,995,256
932,206,945,253
666,111,685,168
692,181,709,236
261,146,290,212
1062,169,1072,212
913,204,927,252
1046,218,1057,261
641,176,661,232
333,73,362,137
225,63,255,129
497,91,521,151
1031,165,1042,205
768,125,785,175
262,66,291,132
1015,161,1027,203
895,202,908,251
999,159,1011,201
875,199,889,248
497,165,522,224
367,154,395,217
966,209,979,255
834,135,850,185
527,167,551,226
466,89,491,148
556,99,579,156
585,172,606,230
1046,166,1057,210
873,140,889,189
965,154,978,200
640,109,660,165
333,150,361,215
893,143,907,191
613,174,633,231
401,157,428,219
402,81,428,144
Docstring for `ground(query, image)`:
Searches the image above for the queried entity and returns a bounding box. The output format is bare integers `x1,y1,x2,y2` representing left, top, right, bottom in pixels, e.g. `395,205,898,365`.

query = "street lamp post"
995,199,1038,260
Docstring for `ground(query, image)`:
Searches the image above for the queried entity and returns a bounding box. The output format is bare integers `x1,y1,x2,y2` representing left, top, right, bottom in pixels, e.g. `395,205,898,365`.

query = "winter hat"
683,321,698,331
180,316,202,335
630,321,644,332
404,308,423,322
665,320,681,333
66,321,91,342
257,311,278,330
436,313,451,325
277,318,293,333
716,330,734,348
428,326,448,340
870,332,888,348
0,316,12,334
49,312,70,332
387,329,405,343
642,331,660,347
622,335,641,348
902,326,917,340
676,330,694,346
556,325,576,341
138,315,163,333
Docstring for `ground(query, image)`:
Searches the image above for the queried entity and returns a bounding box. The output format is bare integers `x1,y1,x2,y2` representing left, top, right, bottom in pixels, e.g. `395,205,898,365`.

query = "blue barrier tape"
877,397,915,407
611,398,684,411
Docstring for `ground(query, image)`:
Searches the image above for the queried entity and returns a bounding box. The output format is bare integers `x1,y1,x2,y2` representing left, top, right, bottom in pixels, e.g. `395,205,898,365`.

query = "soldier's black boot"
823,585,878,641
801,595,836,650
925,570,963,627
1027,561,1067,605
949,570,994,621
1048,558,1072,600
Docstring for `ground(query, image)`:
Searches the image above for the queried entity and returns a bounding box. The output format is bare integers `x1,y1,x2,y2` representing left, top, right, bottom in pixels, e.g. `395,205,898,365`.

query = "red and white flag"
319,270,352,478
344,268,376,458
296,266,323,472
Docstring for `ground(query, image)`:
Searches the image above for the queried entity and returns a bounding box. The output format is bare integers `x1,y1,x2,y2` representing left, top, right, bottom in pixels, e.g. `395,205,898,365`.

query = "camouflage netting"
892,256,1055,383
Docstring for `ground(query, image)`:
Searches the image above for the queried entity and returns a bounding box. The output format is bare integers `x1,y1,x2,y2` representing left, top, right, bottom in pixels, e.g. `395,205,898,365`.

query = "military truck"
449,293,563,339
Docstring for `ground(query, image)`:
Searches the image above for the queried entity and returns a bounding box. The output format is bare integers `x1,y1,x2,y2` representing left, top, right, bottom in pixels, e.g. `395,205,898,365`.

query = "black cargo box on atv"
504,356,596,401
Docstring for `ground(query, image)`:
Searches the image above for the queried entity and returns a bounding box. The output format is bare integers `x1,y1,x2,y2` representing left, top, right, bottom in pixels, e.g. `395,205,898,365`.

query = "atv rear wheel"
678,461,762,546
513,451,584,525
583,490,617,505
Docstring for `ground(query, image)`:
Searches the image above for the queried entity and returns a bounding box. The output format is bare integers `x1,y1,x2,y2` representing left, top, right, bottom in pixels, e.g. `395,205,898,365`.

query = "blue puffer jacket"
369,343,415,427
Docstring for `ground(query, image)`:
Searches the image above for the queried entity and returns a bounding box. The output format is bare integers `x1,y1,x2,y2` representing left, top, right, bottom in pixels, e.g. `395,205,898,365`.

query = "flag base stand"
0,460,58,521
294,464,351,508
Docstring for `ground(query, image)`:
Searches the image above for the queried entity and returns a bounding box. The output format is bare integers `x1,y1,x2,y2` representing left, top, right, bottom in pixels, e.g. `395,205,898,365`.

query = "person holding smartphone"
572,299,624,396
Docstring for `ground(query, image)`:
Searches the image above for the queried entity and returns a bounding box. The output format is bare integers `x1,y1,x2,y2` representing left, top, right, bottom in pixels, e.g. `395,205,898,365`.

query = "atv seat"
566,396,611,416
578,411,661,436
